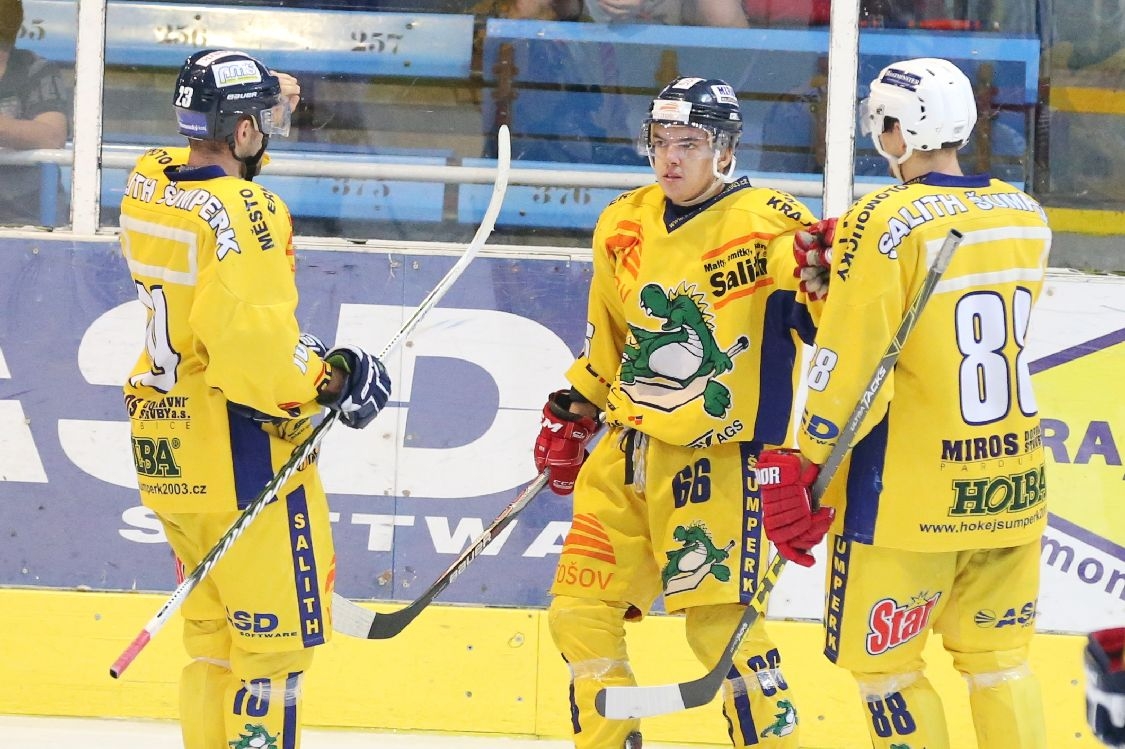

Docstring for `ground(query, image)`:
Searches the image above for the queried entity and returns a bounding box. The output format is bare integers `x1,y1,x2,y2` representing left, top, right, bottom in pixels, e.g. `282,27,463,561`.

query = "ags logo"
974,602,1037,628
866,591,941,655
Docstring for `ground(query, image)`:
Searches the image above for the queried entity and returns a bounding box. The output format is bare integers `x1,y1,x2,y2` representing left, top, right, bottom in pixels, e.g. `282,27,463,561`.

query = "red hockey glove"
534,390,598,496
756,449,835,567
793,217,836,301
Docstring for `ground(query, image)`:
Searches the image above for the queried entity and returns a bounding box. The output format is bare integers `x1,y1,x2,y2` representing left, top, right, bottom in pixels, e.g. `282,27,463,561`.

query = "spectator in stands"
744,0,830,27
508,0,749,26
741,0,987,29
0,0,70,226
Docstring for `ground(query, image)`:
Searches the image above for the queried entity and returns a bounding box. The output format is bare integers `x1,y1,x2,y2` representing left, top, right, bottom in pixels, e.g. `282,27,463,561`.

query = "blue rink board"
0,238,590,608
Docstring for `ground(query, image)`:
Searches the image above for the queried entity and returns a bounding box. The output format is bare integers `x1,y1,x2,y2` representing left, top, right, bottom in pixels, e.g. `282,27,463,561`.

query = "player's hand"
272,71,301,112
793,218,836,301
320,345,392,429
756,449,834,567
534,390,598,495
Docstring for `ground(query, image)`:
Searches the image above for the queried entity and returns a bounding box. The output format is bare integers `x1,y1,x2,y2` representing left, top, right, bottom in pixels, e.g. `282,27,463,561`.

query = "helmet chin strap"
674,151,737,207
874,130,910,182
227,129,270,181
236,137,269,181
713,150,737,183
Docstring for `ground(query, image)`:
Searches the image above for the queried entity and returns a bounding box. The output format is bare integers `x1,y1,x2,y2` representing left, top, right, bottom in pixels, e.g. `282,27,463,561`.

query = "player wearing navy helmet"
534,76,822,749
119,50,391,749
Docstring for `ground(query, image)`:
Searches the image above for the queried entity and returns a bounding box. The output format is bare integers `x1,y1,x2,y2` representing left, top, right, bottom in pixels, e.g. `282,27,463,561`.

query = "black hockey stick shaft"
332,470,550,640
110,125,512,679
596,228,963,719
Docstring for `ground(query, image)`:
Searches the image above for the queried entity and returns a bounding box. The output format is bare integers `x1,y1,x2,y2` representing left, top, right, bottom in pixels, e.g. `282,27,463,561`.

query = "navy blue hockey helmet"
173,49,290,142
643,76,743,143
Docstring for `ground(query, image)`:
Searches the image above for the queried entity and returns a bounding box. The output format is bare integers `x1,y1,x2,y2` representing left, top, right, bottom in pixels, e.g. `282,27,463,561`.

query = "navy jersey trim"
842,413,891,544
753,290,811,445
227,410,274,510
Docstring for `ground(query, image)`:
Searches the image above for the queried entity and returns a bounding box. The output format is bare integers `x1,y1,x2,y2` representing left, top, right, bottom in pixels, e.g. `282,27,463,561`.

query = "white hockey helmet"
862,58,977,169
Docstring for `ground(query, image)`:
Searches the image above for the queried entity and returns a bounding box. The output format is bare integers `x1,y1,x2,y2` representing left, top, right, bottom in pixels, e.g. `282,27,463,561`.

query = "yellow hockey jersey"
566,177,817,448
798,173,1051,551
120,147,330,513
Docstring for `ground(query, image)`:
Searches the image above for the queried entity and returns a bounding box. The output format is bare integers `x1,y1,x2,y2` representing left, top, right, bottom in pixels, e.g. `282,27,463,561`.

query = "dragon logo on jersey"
760,698,798,738
661,522,735,595
619,282,748,417
229,724,277,749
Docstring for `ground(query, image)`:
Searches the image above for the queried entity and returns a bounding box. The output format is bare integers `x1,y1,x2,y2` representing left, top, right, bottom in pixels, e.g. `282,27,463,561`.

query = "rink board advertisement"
0,237,1122,635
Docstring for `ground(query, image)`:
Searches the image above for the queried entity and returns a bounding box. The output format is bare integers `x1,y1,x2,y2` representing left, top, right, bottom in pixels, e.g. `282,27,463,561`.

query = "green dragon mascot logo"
621,282,748,417
229,724,278,749
661,522,735,595
760,698,798,738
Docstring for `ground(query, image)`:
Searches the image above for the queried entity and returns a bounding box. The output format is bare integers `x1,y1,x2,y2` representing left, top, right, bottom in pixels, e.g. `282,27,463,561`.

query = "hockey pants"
549,595,800,748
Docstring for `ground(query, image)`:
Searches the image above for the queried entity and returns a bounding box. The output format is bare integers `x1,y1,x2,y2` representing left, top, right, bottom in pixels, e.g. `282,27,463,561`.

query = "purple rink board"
1,237,1123,634
0,237,588,607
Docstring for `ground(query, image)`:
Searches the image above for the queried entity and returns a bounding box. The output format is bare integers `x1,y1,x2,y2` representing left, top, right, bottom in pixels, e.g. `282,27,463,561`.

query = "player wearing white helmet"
862,57,977,180
757,57,1051,748
119,49,391,749
534,76,824,749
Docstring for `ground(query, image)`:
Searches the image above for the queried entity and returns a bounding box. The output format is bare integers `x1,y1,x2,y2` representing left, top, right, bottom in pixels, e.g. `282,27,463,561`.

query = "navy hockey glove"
534,390,597,496
320,345,392,429
1086,627,1125,748
299,331,328,359
756,449,834,567
793,217,836,301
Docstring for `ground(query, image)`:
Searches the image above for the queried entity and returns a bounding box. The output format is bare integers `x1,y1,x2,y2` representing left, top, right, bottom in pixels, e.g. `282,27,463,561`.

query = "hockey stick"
109,125,512,679
333,470,550,639
596,228,963,719
333,418,607,639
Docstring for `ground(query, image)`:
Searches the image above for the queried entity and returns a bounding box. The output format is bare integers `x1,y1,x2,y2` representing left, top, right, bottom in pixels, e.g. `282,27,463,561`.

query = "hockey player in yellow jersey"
120,50,392,749
756,58,1051,749
533,76,820,748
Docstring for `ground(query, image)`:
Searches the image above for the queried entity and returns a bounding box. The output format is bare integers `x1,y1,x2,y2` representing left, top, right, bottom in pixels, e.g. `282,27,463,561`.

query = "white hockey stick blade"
110,125,512,678
597,551,783,719
595,229,964,718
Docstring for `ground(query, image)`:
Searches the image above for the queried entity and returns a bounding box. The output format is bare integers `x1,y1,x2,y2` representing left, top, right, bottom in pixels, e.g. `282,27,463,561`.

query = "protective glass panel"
1,0,74,228
856,0,1041,188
